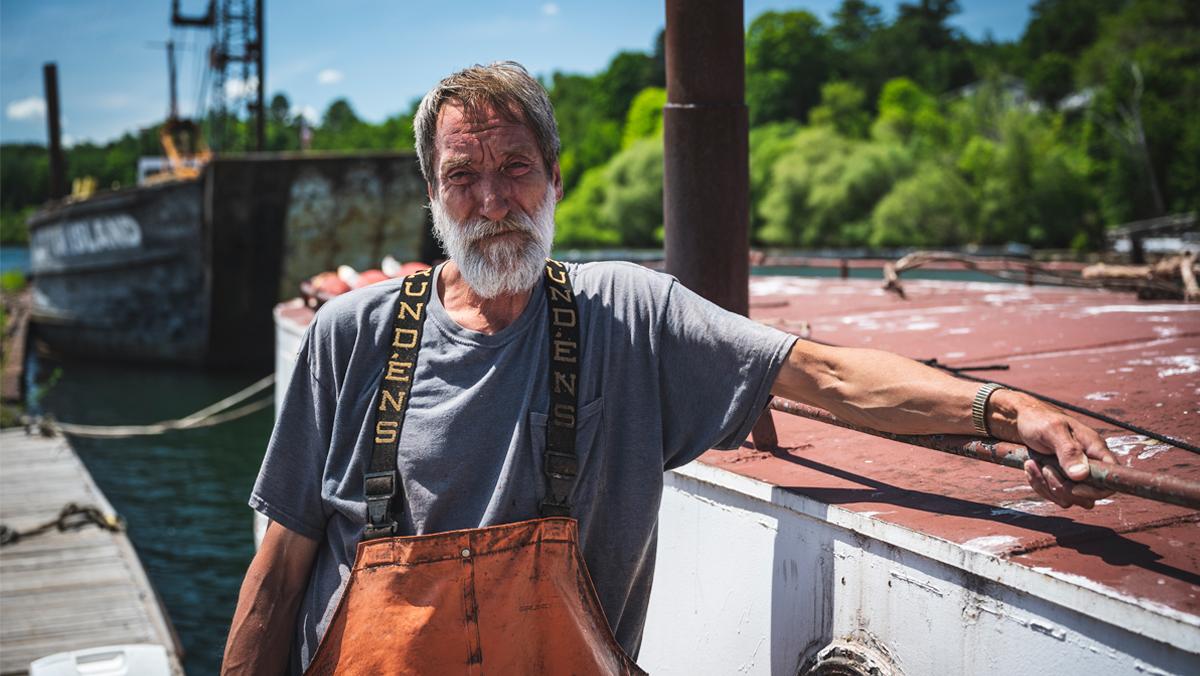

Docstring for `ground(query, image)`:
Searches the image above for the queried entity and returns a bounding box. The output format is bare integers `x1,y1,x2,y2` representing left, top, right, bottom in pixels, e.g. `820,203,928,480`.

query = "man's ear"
426,182,435,202
551,162,563,202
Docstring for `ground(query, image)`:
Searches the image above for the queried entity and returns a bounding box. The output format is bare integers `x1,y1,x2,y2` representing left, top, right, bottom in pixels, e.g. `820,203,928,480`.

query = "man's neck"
437,261,535,335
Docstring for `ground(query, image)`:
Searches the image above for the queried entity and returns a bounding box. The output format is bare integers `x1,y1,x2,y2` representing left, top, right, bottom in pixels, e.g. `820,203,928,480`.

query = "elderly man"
223,62,1115,675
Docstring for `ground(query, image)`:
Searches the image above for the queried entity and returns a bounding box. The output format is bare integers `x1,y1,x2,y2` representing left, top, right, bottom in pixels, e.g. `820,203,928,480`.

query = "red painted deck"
706,277,1199,620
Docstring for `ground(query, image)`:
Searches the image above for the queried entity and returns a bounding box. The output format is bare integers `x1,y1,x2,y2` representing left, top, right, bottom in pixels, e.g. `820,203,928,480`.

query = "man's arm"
771,340,1117,509
222,520,319,675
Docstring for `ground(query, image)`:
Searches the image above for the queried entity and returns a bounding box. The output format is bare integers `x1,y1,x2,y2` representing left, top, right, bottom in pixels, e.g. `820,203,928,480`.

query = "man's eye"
507,162,530,174
447,171,471,183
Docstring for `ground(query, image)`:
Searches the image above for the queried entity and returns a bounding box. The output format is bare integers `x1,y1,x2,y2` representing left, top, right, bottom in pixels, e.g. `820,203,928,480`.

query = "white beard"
430,184,556,299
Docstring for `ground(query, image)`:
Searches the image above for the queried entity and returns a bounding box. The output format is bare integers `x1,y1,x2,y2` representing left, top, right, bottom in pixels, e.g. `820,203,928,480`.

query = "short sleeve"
248,327,335,541
657,280,797,469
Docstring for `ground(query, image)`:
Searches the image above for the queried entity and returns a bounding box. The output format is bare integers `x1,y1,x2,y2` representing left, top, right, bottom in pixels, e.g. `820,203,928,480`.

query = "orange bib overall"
304,263,644,675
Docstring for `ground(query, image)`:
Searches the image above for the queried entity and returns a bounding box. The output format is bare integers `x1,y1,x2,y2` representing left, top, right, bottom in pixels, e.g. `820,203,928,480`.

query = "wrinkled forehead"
434,100,539,158
436,98,530,138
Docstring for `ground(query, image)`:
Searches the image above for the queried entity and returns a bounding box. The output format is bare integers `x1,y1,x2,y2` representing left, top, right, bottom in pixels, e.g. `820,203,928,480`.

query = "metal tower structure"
172,0,264,152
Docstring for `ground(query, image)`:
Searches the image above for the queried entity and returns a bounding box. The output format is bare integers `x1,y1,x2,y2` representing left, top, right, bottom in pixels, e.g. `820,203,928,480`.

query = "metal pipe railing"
768,398,1200,511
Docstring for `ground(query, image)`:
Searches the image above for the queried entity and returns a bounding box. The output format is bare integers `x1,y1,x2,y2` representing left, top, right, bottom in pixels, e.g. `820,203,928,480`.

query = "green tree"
1022,0,1125,61
621,87,666,148
555,137,663,248
871,77,949,150
829,0,887,100
749,121,802,236
550,72,623,190
810,81,870,138
1026,53,1074,107
758,127,914,246
874,0,976,94
1078,0,1200,222
746,10,832,125
869,163,974,246
595,51,661,123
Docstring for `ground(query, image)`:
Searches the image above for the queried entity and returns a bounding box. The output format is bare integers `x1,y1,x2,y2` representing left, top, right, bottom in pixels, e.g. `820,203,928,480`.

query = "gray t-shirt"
250,261,797,672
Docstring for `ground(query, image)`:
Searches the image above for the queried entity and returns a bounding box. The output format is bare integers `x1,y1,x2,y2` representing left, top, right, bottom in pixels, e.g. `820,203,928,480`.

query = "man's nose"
478,174,510,222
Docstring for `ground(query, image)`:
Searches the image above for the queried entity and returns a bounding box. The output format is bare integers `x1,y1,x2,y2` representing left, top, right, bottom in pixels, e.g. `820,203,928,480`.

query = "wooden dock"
0,429,183,675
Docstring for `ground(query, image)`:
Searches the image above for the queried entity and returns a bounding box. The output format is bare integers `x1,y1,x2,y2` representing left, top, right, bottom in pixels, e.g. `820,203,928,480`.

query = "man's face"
427,101,563,298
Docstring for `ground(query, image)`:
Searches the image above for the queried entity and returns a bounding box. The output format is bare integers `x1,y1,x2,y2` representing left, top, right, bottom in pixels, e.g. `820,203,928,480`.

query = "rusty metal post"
254,0,266,151
663,0,778,449
42,63,67,200
663,0,748,313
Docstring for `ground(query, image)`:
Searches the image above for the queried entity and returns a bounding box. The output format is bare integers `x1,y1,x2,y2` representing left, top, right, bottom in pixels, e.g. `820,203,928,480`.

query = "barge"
28,153,433,369
265,273,1199,674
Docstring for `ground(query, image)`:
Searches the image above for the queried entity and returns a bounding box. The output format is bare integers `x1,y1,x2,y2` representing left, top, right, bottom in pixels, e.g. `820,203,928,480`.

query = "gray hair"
414,61,560,186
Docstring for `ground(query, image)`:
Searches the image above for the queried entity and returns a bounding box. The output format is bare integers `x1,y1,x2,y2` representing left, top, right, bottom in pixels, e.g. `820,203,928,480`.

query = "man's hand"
988,390,1118,509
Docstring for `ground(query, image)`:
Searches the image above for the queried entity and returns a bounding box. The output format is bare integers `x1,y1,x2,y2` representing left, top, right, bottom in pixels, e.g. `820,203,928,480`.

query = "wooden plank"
0,430,182,675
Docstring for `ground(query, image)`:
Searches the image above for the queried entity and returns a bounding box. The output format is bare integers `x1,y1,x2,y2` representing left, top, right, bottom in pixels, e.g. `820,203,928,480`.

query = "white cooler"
30,644,171,676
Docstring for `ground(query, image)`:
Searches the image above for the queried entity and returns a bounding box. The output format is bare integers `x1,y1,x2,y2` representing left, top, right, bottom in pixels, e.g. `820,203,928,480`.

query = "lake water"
32,356,272,675
1,245,31,274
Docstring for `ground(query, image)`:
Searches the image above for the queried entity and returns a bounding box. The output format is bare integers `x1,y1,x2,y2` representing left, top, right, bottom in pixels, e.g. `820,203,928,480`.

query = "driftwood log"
1082,252,1199,302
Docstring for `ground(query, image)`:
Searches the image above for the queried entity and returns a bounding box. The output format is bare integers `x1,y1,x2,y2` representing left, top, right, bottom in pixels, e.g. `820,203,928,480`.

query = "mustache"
463,215,537,243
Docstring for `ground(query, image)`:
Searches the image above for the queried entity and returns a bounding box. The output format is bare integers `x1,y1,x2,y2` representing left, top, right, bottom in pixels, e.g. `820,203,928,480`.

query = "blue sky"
1,1,1034,146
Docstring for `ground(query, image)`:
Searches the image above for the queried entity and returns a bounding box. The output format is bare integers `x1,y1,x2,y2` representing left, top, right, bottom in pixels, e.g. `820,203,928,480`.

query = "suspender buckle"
544,450,578,479
364,470,398,537
539,499,571,518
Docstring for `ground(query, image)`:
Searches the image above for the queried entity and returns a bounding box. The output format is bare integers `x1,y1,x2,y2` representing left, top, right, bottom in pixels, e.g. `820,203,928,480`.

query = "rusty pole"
663,0,748,313
42,63,67,200
770,397,1200,511
663,0,778,448
254,0,265,151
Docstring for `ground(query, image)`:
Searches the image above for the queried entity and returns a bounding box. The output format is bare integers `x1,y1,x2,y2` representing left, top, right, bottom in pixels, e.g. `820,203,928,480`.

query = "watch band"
972,382,1005,437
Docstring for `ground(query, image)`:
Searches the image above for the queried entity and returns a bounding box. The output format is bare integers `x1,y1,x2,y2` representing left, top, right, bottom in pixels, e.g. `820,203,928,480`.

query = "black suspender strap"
540,259,581,518
361,261,581,538
363,267,433,539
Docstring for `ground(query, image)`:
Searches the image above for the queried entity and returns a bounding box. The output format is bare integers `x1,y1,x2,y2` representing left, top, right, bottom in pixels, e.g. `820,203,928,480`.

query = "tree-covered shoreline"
2,0,1196,250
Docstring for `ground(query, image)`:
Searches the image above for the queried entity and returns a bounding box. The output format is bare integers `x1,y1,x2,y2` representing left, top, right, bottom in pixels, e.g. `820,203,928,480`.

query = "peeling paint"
1081,305,1200,316
1126,355,1200,378
961,535,1021,555
1084,392,1119,401
888,570,945,597
1106,435,1172,460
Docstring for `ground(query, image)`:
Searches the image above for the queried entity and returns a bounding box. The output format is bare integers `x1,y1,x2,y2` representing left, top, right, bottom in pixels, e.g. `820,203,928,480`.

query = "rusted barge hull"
28,153,432,369
29,180,208,364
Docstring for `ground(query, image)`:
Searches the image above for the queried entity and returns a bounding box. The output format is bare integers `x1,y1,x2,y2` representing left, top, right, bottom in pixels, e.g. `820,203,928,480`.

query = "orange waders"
304,262,645,675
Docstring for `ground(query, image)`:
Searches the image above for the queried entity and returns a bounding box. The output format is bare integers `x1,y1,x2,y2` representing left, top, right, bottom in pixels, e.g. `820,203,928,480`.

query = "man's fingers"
1068,482,1108,503
1025,460,1055,504
1079,423,1119,466
1053,422,1091,482
1041,465,1073,508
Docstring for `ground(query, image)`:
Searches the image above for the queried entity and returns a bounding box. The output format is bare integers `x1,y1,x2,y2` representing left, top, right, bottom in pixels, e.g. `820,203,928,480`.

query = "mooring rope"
39,374,275,439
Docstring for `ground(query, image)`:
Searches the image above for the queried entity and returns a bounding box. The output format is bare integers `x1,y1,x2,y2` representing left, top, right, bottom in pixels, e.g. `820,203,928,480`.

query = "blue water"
34,356,271,675
0,245,30,274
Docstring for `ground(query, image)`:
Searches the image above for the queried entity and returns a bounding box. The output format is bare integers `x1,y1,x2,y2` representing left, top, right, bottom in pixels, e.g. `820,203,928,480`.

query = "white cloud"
541,3,559,16
317,68,344,85
61,133,76,147
224,76,259,99
95,94,131,110
6,96,46,121
291,104,318,125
